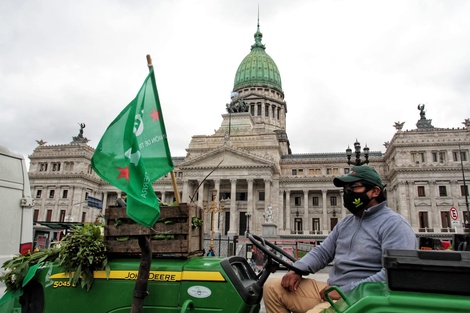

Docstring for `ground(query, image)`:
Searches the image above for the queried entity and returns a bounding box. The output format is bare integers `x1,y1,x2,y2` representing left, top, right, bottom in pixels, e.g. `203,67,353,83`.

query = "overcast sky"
1,0,470,168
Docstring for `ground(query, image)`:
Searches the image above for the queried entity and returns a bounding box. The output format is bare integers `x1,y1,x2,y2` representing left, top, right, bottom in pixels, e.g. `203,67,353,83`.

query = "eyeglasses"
343,184,365,194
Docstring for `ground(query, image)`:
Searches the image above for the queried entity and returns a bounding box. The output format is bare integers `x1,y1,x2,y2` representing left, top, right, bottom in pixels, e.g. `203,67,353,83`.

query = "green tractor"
13,234,300,313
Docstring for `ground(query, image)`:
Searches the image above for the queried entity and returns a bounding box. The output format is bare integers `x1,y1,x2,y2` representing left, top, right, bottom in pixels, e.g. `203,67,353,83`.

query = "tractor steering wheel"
247,233,309,276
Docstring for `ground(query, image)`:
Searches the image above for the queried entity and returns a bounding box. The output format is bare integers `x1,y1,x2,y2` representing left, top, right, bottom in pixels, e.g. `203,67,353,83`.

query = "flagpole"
146,54,181,205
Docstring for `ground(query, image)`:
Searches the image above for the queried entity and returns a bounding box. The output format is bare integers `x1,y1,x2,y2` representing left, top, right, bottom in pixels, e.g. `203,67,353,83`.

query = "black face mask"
343,190,372,214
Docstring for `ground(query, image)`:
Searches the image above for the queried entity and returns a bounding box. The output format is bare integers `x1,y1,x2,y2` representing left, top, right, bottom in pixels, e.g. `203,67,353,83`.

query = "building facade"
28,24,470,248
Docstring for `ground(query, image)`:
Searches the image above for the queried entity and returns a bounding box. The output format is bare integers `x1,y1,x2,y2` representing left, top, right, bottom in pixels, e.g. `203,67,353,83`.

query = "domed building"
28,22,470,252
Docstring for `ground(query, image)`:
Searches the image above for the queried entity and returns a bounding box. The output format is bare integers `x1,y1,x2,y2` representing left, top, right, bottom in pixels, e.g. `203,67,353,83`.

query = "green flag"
91,68,174,227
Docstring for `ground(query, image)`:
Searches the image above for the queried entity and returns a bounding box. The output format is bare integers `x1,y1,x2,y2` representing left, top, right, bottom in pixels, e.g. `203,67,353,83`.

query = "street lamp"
245,212,251,237
346,139,370,166
203,189,225,256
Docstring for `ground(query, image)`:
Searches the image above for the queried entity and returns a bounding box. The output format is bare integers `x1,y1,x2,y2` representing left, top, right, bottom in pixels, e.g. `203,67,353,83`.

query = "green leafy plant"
58,224,110,291
0,248,60,292
191,216,203,228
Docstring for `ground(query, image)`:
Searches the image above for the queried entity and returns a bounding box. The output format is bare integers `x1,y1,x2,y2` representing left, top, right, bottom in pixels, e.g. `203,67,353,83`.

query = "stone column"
303,190,309,234
429,180,437,230
322,189,328,234
197,180,205,209
102,191,108,209
228,178,237,237
214,179,221,234
246,178,253,232
161,192,166,204
264,179,271,211
339,190,346,218
278,188,284,231
397,181,410,221
408,182,418,230
285,190,291,233
182,179,189,203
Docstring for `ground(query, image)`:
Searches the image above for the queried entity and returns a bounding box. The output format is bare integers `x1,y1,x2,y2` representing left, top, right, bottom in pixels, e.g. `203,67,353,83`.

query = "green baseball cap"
333,166,383,189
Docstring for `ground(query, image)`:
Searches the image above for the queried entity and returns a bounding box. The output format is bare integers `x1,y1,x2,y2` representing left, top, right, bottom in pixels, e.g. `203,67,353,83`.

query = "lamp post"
459,145,470,230
245,212,251,237
346,139,370,166
203,189,225,255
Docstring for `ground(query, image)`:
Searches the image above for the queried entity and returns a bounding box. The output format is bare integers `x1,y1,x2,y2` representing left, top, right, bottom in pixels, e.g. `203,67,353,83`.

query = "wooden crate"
104,203,203,257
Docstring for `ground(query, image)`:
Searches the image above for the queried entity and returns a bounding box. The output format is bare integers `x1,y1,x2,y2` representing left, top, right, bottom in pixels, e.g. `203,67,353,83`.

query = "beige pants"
263,277,330,313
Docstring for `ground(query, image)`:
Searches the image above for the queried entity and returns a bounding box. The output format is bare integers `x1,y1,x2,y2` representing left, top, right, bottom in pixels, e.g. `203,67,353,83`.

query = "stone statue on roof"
72,122,89,143
416,104,434,129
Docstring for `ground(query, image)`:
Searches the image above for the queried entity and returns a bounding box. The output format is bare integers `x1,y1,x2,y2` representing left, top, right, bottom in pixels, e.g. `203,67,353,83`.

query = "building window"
236,192,247,201
439,152,446,163
33,209,39,222
218,192,229,200
413,152,426,164
272,106,275,118
46,210,52,222
309,169,321,175
62,190,68,198
292,169,297,175
330,218,338,231
81,212,87,223
257,104,261,116
51,162,61,171
294,196,301,206
259,191,265,201
59,210,66,222
462,185,469,197
294,218,303,232
453,150,468,162
250,105,254,116
327,168,339,175
419,211,429,229
312,218,320,233
432,152,438,162
441,211,451,229
85,192,89,201
265,104,269,117
330,196,337,206
36,190,42,198
344,168,350,174
417,186,426,197
462,151,468,161
438,186,447,197
312,196,319,206
39,162,48,171
277,108,280,119
49,190,55,199
298,169,303,175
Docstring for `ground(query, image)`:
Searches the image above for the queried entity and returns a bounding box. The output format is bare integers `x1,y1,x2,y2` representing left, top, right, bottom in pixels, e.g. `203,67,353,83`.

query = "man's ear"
370,186,381,198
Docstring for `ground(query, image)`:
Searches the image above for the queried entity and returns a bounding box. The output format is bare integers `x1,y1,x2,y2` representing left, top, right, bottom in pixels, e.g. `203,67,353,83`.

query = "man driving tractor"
263,166,417,313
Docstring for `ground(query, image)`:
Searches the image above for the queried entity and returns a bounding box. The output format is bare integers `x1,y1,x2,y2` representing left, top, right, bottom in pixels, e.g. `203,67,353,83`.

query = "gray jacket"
294,201,417,293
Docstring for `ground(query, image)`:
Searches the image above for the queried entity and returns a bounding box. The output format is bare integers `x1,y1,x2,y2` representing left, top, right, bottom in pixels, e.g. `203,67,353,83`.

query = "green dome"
233,24,282,92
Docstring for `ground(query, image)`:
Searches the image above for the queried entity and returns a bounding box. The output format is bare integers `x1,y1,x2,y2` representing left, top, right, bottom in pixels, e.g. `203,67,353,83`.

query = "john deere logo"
353,198,363,208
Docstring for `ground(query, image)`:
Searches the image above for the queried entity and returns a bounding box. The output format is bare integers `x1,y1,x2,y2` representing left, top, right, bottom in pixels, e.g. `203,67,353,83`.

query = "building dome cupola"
233,21,282,92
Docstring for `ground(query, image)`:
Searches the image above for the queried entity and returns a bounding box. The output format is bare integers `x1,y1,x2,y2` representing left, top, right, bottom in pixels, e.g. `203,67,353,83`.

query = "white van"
0,145,34,294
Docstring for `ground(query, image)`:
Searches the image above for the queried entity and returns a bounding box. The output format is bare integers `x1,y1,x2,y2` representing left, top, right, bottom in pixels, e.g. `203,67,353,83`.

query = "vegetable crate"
104,203,204,257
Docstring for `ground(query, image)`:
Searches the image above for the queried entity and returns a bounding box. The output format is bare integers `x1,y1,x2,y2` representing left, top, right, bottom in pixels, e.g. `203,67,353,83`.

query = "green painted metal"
17,257,260,313
233,24,282,92
323,282,470,313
